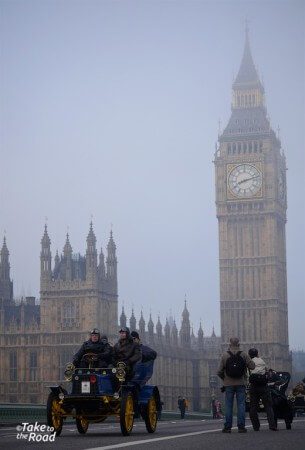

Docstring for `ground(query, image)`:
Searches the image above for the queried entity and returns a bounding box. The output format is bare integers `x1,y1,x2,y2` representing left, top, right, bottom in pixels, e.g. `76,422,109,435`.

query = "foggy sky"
0,0,304,348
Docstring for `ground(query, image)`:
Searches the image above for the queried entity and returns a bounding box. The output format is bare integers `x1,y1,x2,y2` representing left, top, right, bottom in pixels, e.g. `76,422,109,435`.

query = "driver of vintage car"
73,328,113,368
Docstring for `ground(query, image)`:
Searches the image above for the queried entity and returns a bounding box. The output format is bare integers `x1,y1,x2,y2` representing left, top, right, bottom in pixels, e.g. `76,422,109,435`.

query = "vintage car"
47,353,162,436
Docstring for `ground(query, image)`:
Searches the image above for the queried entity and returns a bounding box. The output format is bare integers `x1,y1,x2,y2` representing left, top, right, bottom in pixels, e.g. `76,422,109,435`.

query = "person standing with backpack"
217,337,255,433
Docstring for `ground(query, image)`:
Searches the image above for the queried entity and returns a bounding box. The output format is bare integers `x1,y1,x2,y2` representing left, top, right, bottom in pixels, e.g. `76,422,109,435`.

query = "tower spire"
106,229,117,295
86,221,97,282
233,25,260,88
0,236,10,281
40,224,52,288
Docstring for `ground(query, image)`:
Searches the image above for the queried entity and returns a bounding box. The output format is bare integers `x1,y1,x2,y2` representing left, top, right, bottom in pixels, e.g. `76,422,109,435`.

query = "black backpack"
225,351,246,378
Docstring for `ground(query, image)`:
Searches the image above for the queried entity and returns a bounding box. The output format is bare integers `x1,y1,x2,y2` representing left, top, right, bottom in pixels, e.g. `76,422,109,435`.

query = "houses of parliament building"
0,30,290,409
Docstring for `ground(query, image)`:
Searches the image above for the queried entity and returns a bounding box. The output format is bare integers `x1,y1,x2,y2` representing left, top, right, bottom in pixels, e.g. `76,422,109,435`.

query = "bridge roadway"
0,417,304,450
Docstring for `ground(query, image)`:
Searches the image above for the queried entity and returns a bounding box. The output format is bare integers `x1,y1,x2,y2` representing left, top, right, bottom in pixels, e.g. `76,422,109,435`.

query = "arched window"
63,301,75,327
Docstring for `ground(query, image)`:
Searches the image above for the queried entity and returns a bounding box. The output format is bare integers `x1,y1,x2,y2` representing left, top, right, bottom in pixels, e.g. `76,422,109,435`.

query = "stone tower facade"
214,30,290,371
40,223,118,338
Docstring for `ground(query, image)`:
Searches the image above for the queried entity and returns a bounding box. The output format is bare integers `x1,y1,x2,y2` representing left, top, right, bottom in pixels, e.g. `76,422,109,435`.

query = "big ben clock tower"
215,29,291,371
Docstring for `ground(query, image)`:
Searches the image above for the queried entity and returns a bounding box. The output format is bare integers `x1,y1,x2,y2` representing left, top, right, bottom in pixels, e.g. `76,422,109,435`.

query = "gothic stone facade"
214,30,291,371
0,229,221,409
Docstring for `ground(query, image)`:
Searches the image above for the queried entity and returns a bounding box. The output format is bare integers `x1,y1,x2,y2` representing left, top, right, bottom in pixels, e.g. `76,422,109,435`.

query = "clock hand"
238,175,260,185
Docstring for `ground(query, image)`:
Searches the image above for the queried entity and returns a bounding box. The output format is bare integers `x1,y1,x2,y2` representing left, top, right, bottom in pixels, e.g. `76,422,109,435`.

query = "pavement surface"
0,417,304,450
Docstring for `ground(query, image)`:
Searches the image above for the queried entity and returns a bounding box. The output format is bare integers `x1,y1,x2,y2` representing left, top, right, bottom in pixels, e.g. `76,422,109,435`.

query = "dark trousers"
179,408,185,419
249,384,276,430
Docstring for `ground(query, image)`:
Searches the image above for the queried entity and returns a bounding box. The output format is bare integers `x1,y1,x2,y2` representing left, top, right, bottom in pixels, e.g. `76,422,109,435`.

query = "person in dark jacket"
130,331,157,362
178,396,186,419
113,327,142,374
73,328,113,368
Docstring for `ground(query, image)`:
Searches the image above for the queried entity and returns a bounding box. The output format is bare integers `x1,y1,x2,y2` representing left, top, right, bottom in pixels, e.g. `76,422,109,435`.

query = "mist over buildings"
0,1,304,348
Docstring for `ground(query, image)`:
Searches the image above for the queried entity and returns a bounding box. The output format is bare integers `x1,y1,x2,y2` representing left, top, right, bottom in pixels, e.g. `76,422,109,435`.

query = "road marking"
86,419,305,450
85,427,224,449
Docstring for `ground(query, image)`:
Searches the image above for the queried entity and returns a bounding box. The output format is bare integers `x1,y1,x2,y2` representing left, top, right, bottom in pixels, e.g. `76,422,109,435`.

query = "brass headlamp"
64,362,75,381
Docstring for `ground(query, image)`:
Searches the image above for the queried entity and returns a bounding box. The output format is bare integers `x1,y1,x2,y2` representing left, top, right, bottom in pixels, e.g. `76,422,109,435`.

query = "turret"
164,319,171,344
0,237,10,281
198,321,204,349
148,313,154,344
98,246,106,279
54,250,60,269
129,308,136,331
156,315,162,339
86,222,97,282
0,236,13,302
179,299,191,348
171,320,178,345
40,225,52,288
120,305,127,329
106,230,118,294
63,233,72,281
211,325,216,338
139,310,145,339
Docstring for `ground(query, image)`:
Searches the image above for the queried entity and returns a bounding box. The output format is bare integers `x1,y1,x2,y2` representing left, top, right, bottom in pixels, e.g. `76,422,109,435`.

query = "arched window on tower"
62,300,76,328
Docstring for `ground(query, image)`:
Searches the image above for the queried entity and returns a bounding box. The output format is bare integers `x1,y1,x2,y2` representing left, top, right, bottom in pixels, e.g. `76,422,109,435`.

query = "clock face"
228,164,262,198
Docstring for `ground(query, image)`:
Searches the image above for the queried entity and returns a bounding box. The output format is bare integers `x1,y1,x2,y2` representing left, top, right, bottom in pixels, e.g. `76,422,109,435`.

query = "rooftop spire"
41,224,51,248
86,221,96,248
63,233,72,256
1,236,9,257
233,26,260,88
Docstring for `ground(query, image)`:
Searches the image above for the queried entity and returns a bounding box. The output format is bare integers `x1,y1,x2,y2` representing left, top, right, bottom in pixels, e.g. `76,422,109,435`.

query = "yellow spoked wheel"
47,393,63,436
76,415,89,434
120,391,134,436
144,394,158,433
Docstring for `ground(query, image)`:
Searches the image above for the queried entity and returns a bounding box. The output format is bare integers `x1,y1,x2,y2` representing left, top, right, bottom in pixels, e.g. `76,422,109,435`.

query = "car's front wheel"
46,392,63,436
76,415,89,434
120,391,134,436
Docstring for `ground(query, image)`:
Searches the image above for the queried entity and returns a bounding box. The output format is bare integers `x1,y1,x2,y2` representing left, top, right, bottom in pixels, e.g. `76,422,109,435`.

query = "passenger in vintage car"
113,327,142,377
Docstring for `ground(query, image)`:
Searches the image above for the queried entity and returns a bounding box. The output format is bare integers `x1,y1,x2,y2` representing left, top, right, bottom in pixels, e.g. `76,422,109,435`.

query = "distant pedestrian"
215,399,223,419
211,397,217,419
217,337,255,433
178,396,186,419
248,348,277,431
